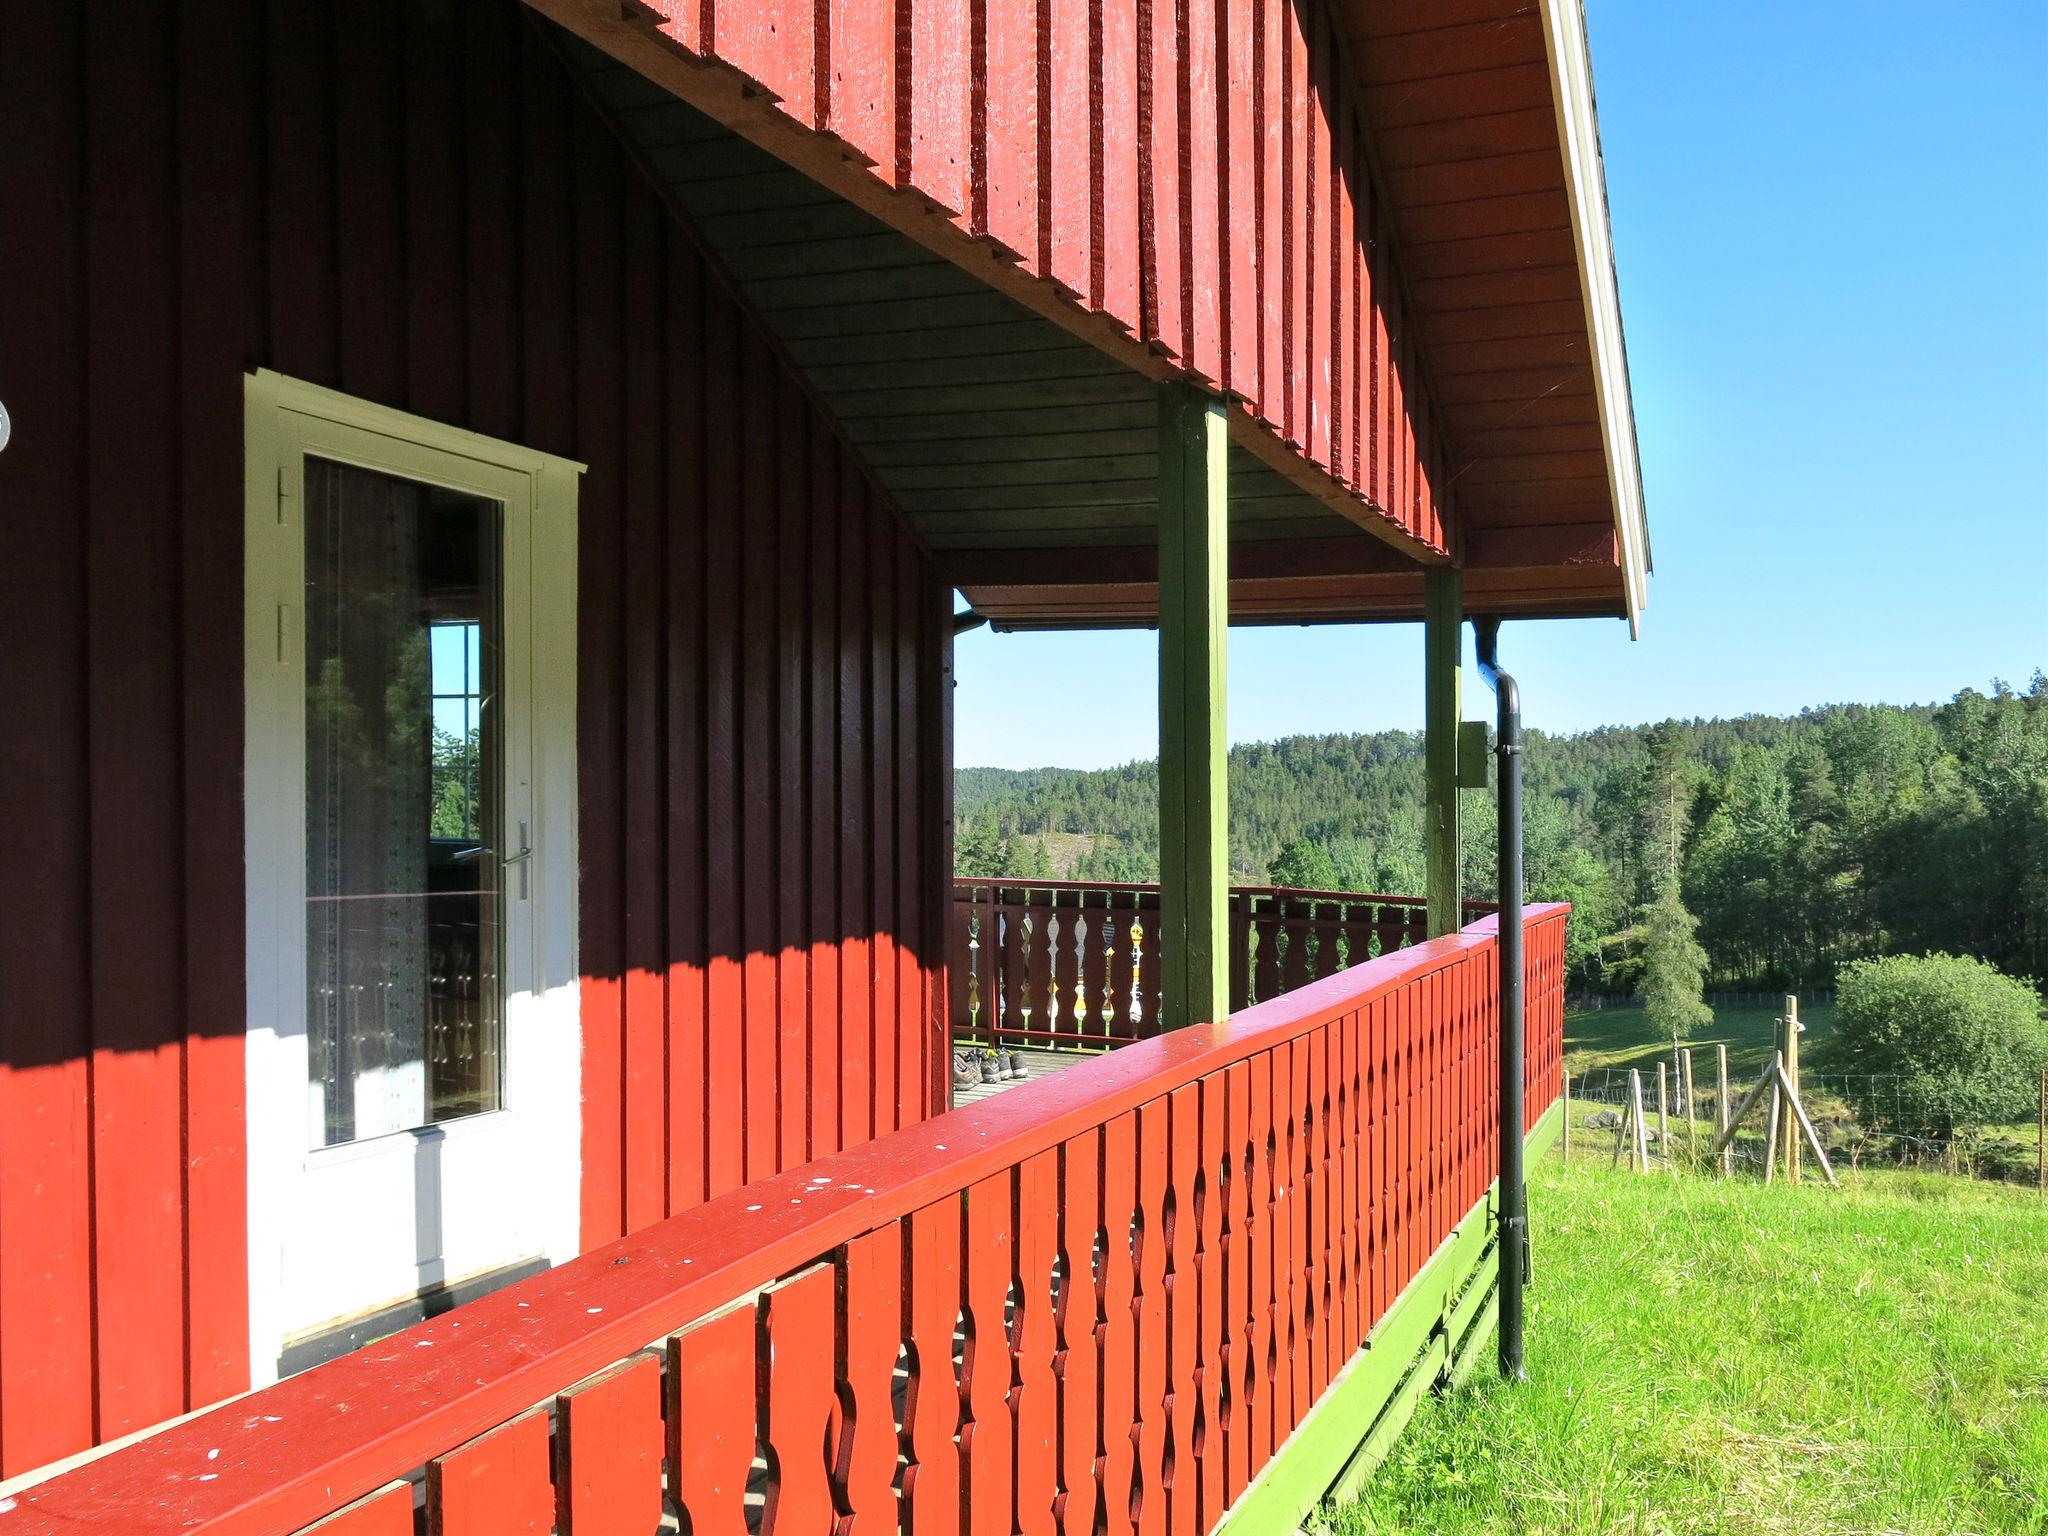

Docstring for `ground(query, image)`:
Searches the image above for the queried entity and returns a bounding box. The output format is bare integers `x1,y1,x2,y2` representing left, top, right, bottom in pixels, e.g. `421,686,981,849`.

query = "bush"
1827,953,2048,1125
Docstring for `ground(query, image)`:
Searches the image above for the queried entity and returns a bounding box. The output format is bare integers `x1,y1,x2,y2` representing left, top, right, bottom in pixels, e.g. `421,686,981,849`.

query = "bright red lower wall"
0,0,946,1479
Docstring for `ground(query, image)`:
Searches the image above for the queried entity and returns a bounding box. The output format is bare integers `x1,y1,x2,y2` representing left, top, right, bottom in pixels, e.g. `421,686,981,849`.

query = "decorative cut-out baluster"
1018,911,1036,1041
995,910,1010,1038
902,1199,963,1533
1131,1101,1168,1532
670,1310,757,1533
557,1354,664,1534
1072,899,1093,1042
427,1409,553,1535
760,1266,837,1534
1098,1114,1139,1536
963,1175,1015,1532
1046,902,1064,1046
1100,915,1118,1042
1127,915,1146,1033
967,911,983,1033
1015,1152,1061,1536
835,1227,903,1531
1055,1130,1103,1536
1164,1085,1201,1536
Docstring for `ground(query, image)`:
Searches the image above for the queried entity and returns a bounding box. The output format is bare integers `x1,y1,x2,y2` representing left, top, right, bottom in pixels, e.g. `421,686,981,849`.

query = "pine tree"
1637,879,1712,1042
1267,837,1338,890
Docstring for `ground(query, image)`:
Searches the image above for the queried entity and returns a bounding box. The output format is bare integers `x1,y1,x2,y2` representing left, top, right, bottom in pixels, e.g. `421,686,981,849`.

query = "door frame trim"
241,370,583,1385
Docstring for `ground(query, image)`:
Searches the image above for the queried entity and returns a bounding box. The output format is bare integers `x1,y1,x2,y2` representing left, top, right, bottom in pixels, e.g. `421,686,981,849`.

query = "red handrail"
5,905,1569,1536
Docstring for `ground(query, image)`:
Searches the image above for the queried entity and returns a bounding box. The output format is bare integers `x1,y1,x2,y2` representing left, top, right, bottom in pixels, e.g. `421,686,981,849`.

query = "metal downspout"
1473,617,1527,1382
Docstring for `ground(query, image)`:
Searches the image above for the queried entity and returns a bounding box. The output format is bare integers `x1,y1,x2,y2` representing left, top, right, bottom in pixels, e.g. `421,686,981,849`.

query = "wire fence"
1567,1064,2046,1185
1571,990,1837,1012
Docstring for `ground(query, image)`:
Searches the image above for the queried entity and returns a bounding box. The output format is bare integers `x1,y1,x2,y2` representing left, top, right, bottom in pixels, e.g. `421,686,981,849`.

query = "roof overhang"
534,0,1648,632
1334,0,1648,633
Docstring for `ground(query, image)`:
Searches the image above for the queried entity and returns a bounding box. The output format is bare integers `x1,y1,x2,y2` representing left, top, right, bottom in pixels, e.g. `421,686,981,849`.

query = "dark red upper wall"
542,0,1457,557
0,0,946,1479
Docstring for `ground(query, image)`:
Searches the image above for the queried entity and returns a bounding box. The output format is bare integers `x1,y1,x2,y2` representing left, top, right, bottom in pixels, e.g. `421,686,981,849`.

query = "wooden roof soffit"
522,0,1449,570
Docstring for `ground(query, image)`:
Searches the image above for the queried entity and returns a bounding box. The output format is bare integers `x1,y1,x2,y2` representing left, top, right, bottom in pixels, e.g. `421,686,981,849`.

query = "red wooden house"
0,0,1645,1527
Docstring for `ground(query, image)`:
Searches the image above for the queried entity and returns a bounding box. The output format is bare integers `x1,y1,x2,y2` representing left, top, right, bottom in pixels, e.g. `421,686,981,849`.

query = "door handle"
501,822,531,900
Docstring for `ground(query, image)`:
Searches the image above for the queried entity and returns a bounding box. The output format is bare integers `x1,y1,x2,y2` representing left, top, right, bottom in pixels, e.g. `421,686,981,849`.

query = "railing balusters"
1131,1099,1169,1536
426,1409,553,1536
902,1198,964,1536
672,1306,759,1532
835,1226,903,1532
555,1354,663,1535
1163,1084,1200,1536
1244,1052,1274,1475
1014,1151,1062,1536
1192,1077,1228,1531
761,1265,838,1534
962,1175,1015,1533
1097,1112,1140,1536
1054,1129,1102,1536
39,905,1573,1536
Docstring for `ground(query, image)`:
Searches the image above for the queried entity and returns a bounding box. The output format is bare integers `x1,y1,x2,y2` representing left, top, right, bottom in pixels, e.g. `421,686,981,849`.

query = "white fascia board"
1540,0,1651,636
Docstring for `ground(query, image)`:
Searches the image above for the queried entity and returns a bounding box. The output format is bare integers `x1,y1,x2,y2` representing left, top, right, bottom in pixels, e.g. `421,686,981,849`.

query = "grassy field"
1564,1000,1835,1079
1319,1155,2048,1535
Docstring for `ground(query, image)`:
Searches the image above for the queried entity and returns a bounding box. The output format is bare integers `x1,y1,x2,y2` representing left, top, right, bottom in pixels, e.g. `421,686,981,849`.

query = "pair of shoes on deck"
951,1047,1031,1088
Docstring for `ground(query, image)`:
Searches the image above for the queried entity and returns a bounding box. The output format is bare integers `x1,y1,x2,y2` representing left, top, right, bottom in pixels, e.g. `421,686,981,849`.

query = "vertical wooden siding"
0,0,946,1478
589,0,1451,553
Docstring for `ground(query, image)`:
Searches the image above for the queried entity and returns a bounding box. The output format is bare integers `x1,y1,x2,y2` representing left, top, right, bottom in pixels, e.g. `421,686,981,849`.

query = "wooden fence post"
1716,1044,1732,1177
1681,1048,1697,1162
1656,1062,1669,1169
2038,1068,2045,1195
1780,995,1802,1182
1629,1069,1649,1173
1762,1050,1783,1186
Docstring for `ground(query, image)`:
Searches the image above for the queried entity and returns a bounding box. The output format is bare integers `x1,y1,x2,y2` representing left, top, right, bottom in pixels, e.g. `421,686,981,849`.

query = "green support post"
1425,567,1464,938
1157,382,1230,1030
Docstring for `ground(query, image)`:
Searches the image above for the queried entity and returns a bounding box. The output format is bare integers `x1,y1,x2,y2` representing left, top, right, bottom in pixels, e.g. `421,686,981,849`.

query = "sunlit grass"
1565,1001,1835,1079
1318,1155,2048,1535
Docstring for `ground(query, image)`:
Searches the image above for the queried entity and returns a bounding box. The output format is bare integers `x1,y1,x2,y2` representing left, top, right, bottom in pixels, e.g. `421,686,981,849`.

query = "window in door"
302,460,506,1145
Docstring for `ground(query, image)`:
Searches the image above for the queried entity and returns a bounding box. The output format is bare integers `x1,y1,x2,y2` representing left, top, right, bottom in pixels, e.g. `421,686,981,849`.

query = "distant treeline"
955,676,2048,992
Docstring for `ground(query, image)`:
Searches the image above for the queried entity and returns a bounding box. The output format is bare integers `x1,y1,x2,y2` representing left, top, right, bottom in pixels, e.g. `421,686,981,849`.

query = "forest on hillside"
955,676,2048,993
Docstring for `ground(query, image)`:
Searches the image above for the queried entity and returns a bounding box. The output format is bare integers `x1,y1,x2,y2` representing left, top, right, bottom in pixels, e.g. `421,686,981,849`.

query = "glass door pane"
303,456,505,1147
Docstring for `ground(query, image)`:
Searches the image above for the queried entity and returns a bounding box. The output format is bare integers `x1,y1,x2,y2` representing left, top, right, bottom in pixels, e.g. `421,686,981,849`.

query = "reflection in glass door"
302,459,505,1146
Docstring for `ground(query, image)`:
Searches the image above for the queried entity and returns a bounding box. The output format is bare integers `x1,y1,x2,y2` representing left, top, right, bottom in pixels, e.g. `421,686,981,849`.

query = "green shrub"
1828,953,2048,1124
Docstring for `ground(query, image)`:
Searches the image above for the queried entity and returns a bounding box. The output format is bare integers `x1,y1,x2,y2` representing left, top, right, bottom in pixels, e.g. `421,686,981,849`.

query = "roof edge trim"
1539,0,1650,637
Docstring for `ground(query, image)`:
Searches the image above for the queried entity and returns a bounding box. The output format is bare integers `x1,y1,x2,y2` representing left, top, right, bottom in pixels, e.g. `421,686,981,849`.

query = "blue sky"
956,0,2048,770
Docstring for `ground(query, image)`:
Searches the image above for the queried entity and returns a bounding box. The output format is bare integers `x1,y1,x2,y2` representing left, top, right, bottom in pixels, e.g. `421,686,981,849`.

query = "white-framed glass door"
243,372,581,1380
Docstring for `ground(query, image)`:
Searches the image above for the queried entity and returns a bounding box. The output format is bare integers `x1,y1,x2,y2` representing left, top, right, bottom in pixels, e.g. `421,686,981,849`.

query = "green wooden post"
1424,567,1464,938
1157,382,1229,1030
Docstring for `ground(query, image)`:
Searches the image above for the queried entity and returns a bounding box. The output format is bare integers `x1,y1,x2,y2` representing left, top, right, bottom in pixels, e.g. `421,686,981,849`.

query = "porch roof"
540,0,1647,631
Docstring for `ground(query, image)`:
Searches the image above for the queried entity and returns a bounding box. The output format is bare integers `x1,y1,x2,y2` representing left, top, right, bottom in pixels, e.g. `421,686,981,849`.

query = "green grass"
1565,1001,1834,1080
1319,1155,2048,1535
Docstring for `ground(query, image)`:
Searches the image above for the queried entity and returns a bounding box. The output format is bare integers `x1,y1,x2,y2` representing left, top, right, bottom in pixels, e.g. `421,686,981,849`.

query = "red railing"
4,907,1567,1536
950,878,1498,1046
